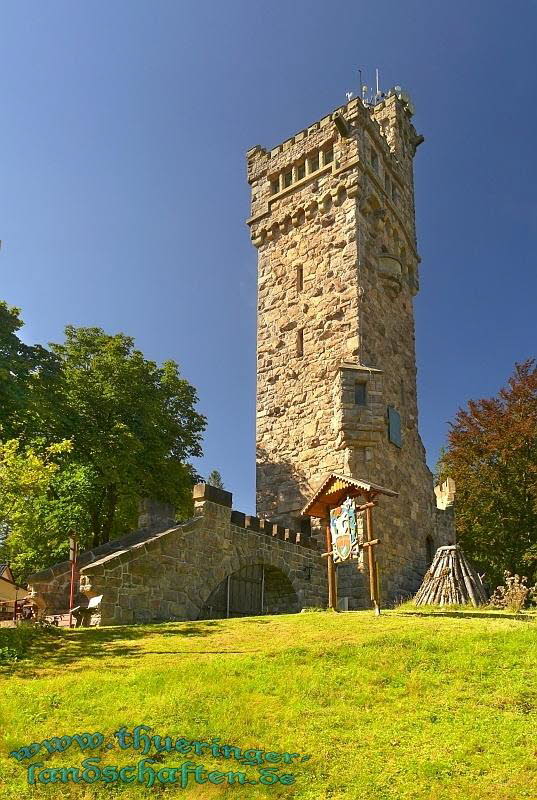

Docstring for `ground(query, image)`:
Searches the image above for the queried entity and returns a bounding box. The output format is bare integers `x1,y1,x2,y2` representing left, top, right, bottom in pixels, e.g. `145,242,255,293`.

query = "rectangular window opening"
270,179,279,195
323,148,334,165
283,170,292,188
309,153,319,173
354,382,367,406
370,149,379,174
297,163,306,181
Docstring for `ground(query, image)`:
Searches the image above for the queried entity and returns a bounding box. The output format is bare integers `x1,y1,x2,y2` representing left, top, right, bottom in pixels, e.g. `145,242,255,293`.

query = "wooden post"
365,499,381,615
325,511,337,610
68,536,78,629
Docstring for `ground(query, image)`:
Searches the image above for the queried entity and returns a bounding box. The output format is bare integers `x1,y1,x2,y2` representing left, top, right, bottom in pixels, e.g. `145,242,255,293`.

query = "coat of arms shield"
330,497,358,563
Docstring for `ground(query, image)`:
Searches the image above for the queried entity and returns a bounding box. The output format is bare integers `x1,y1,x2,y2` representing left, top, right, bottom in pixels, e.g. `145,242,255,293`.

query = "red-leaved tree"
440,359,537,587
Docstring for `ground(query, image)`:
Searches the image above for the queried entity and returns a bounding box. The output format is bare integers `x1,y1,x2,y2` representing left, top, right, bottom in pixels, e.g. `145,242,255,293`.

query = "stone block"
245,515,260,531
193,483,233,507
231,510,246,528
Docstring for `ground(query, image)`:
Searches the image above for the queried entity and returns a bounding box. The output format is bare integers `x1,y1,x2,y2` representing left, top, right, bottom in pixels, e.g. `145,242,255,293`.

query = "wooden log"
325,512,337,610
460,550,488,604
356,501,378,512
365,503,380,615
414,545,488,607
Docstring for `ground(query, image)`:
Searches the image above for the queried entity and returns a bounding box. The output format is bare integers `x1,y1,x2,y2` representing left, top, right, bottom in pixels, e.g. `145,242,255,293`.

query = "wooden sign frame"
302,473,398,616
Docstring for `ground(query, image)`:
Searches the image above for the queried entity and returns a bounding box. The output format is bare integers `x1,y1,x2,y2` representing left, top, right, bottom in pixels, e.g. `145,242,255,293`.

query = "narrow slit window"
355,382,367,406
425,535,435,565
392,184,399,205
283,170,293,188
370,148,379,174
296,265,303,292
297,162,306,181
296,328,304,357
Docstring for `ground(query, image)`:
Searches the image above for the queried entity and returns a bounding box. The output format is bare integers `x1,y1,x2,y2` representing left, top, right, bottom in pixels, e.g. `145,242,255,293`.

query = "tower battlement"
247,90,423,261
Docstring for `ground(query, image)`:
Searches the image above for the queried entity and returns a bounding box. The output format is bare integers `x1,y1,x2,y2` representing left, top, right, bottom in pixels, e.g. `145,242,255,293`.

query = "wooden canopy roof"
301,473,398,519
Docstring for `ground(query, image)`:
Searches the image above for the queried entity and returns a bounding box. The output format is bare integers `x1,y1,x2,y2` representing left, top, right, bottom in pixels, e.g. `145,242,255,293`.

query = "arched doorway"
198,564,299,619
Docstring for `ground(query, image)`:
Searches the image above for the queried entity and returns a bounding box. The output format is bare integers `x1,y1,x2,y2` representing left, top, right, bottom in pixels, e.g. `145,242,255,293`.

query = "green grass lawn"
1,608,537,800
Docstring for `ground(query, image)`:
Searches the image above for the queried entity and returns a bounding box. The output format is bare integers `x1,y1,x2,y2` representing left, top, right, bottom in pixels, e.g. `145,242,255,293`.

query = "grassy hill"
1,609,537,799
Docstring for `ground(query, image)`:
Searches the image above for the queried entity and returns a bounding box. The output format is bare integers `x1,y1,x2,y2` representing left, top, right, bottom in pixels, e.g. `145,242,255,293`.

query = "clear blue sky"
2,1,536,513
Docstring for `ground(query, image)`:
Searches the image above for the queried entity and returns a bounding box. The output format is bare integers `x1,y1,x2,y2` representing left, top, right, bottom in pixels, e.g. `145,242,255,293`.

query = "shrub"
0,620,61,665
489,572,537,613
0,647,18,665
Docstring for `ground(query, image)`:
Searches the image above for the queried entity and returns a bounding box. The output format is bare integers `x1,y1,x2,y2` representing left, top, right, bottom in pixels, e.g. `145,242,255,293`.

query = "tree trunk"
101,484,118,544
90,488,106,548
91,509,101,549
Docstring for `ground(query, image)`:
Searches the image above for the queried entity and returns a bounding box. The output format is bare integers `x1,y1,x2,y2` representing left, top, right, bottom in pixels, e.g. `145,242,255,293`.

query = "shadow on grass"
398,610,536,622
3,618,235,675
136,650,260,656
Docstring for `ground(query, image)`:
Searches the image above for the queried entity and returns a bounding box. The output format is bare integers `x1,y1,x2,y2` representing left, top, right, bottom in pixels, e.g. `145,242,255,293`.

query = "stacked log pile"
414,544,488,606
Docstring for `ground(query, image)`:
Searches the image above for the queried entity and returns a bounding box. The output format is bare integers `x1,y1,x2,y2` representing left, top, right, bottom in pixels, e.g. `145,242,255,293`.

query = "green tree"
0,438,84,579
433,446,447,485
0,312,206,575
0,303,59,439
440,360,537,586
45,326,207,548
206,469,224,489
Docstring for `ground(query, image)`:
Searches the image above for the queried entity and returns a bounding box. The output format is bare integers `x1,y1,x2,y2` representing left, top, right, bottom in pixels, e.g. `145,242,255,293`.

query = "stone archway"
198,563,300,620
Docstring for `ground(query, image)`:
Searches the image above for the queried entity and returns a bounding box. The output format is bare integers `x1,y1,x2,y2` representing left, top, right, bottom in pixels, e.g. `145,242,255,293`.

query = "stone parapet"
193,483,317,550
27,483,325,624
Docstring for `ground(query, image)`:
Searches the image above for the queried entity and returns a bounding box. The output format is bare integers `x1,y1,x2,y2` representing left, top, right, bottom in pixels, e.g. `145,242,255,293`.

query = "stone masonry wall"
247,89,455,607
28,484,326,625
26,520,173,616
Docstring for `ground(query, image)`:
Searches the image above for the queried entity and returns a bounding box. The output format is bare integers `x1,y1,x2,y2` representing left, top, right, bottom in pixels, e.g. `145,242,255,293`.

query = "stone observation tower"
247,86,454,605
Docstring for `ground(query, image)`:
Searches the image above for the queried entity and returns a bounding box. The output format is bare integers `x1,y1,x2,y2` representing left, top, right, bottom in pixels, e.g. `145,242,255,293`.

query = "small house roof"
0,564,14,580
302,472,398,518
0,566,24,602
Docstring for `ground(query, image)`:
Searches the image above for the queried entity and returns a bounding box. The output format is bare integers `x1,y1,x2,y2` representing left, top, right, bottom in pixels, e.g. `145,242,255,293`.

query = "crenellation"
247,92,417,230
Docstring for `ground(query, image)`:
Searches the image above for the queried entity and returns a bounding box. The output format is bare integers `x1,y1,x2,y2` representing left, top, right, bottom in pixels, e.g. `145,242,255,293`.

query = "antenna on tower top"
358,67,370,105
358,68,366,100
358,69,372,106
372,69,386,105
